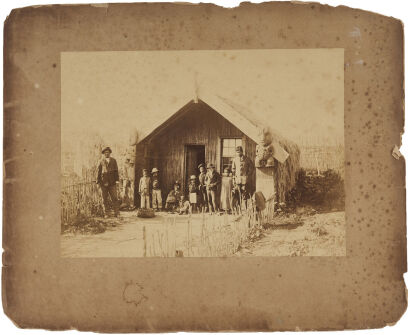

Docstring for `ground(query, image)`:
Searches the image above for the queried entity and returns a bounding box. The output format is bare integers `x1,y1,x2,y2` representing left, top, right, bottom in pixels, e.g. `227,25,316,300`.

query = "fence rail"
143,198,274,257
61,180,103,226
61,177,278,257
299,144,344,175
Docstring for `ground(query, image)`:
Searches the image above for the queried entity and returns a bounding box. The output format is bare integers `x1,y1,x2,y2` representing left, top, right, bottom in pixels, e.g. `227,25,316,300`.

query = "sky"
61,49,344,147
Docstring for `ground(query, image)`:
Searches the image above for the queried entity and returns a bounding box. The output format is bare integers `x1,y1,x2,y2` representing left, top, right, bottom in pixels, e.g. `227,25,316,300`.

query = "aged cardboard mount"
2,1,406,331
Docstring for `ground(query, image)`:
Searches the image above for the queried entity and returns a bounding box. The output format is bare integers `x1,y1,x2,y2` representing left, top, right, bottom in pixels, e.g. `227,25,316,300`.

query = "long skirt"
220,177,233,211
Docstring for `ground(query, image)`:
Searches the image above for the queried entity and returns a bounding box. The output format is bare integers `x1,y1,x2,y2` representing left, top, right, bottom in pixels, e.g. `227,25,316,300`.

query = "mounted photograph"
60,49,345,257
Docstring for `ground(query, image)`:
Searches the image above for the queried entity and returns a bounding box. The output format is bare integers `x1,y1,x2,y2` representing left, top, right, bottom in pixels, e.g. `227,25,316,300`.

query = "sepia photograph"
60,49,345,257
3,0,407,331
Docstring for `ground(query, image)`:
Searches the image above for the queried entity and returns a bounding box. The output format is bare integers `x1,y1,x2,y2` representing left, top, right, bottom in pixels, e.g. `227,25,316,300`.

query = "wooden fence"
61,180,104,227
299,143,344,175
61,173,277,257
143,198,272,257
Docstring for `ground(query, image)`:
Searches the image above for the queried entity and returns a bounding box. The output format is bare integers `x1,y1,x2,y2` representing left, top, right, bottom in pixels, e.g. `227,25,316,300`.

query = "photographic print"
61,49,345,257
4,2,406,331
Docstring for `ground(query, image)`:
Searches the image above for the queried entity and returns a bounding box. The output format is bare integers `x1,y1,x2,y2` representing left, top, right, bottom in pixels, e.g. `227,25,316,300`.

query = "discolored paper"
2,1,406,331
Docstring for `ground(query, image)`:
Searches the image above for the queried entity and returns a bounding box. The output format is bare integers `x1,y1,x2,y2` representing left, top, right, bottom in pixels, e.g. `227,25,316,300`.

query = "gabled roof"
137,92,290,163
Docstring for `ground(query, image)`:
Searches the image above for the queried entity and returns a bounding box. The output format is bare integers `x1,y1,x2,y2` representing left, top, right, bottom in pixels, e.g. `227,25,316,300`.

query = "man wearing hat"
205,163,221,213
97,146,120,218
151,167,162,211
231,146,254,204
197,163,208,212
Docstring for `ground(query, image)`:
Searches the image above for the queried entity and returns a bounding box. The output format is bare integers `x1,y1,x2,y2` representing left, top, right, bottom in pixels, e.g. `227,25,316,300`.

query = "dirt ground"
235,211,345,256
61,212,237,257
61,211,345,257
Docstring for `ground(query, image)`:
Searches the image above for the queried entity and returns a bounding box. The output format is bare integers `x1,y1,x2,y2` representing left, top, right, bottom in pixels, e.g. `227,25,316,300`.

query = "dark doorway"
185,145,205,193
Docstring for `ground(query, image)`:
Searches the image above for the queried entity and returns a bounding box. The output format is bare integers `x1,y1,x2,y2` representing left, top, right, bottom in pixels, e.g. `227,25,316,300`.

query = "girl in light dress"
220,168,233,214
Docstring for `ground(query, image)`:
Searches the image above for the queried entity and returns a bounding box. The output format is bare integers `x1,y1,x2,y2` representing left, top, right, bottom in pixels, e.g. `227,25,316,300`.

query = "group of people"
96,145,254,217
136,162,224,215
163,162,221,214
138,167,163,211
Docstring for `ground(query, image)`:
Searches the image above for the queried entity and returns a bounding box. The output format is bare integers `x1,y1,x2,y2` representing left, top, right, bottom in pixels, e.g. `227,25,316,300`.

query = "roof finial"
194,72,199,103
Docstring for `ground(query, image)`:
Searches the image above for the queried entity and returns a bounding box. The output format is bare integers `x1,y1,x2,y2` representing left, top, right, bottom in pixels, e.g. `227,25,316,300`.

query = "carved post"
255,128,276,208
256,167,275,203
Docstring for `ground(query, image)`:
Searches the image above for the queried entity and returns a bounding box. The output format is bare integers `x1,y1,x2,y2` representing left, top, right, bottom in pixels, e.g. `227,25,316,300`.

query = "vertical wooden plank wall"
136,102,257,197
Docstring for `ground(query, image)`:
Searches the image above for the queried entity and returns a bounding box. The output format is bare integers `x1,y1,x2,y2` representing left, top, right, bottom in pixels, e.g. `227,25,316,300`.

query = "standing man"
231,146,254,205
97,146,120,218
205,163,220,214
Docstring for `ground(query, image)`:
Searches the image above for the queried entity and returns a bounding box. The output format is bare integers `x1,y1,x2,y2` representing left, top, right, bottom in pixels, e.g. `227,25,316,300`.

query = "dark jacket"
152,176,160,190
205,171,220,191
198,172,207,192
97,157,119,187
189,180,199,193
139,176,151,195
166,189,182,204
231,154,254,185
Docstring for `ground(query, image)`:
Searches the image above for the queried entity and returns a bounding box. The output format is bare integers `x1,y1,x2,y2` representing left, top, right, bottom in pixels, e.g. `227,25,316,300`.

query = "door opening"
185,145,205,193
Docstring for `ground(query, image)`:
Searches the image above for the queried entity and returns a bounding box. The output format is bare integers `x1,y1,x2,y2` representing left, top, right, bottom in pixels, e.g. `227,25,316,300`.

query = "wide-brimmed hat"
190,175,197,180
151,167,159,173
235,146,243,153
142,168,148,172
198,163,205,169
207,163,215,169
174,180,181,186
101,146,112,154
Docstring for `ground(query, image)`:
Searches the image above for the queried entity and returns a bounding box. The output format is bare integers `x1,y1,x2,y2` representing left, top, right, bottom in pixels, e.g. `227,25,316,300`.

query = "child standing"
220,168,233,213
197,163,208,212
188,175,199,213
151,167,162,211
205,163,220,214
138,169,151,209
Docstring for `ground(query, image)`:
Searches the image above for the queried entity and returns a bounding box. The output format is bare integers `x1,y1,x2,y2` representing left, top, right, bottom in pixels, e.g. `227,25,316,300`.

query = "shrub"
286,169,345,212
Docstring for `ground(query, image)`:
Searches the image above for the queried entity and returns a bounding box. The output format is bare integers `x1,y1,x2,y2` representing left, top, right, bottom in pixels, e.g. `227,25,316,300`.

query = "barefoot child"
220,168,233,214
166,181,182,213
178,196,191,215
188,175,199,213
205,163,220,214
151,167,162,211
138,169,151,209
198,163,208,212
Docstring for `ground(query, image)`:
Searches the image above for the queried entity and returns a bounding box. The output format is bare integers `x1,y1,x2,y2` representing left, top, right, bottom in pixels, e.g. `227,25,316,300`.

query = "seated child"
188,175,199,213
178,196,191,215
166,181,182,212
